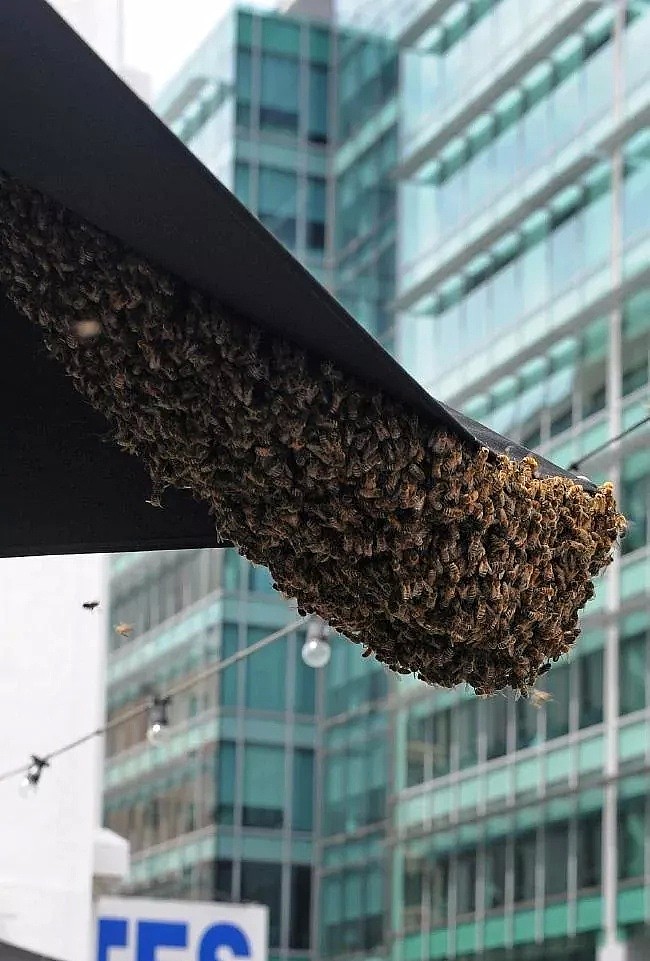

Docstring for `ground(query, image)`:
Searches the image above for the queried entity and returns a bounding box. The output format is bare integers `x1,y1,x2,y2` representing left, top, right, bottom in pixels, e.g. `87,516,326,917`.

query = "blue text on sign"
97,917,252,961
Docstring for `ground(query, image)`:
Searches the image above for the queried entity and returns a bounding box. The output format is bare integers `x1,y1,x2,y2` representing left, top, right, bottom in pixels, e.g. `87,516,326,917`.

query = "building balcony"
397,0,601,179
397,0,458,48
395,54,650,313
423,234,650,409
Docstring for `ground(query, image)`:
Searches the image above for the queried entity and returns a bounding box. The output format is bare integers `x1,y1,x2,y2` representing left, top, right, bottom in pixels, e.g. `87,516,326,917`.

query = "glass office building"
104,2,650,961
385,2,650,961
103,9,334,961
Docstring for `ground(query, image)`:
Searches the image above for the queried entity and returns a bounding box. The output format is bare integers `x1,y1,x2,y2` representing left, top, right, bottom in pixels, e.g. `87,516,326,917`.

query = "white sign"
96,896,268,961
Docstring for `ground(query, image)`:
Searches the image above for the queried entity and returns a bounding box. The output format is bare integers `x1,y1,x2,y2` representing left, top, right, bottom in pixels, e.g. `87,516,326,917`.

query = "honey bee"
529,689,553,708
115,622,134,637
74,319,101,340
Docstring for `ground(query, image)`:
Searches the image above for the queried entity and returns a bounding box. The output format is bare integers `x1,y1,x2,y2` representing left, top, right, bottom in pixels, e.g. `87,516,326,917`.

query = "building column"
601,1,627,959
598,941,628,961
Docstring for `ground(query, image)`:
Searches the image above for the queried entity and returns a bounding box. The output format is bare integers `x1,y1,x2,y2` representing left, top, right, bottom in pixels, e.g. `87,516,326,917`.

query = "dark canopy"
0,940,63,961
0,0,591,558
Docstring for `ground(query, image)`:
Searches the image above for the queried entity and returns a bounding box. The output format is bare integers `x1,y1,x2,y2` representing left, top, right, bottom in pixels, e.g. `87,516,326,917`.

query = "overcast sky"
125,0,278,92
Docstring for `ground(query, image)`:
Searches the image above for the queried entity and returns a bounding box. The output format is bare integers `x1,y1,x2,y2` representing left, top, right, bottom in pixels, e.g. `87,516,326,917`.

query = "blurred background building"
99,2,650,961
0,555,128,961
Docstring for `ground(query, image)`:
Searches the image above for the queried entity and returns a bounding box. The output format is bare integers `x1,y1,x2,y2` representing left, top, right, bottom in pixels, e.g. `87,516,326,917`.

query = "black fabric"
0,940,64,961
0,0,593,558
0,293,216,556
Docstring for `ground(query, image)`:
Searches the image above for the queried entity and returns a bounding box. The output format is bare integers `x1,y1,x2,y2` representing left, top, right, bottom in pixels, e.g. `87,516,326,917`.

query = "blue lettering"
199,923,251,961
97,918,128,961
137,920,188,961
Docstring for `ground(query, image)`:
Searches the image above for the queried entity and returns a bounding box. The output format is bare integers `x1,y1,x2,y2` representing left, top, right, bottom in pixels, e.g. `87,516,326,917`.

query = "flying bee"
83,600,100,612
529,689,553,708
74,319,101,340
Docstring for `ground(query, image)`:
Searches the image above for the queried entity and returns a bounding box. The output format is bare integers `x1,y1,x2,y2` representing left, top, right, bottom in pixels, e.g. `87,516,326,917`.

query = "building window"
621,451,650,555
214,859,233,901
290,865,312,949
248,563,274,593
545,665,570,739
579,650,603,728
514,831,537,903
516,695,539,750
457,700,478,768
258,166,298,248
620,627,647,714
618,797,646,880
241,862,283,947
485,695,508,759
260,53,300,134
217,740,236,824
577,812,601,890
545,822,569,897
456,850,476,915
294,631,316,715
220,624,239,707
245,628,287,712
485,841,506,909
243,743,285,828
292,748,315,831
308,64,329,144
307,177,327,251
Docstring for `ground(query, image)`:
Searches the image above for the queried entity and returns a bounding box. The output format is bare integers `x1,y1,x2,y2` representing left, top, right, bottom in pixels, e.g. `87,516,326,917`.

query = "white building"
48,0,151,101
0,555,128,961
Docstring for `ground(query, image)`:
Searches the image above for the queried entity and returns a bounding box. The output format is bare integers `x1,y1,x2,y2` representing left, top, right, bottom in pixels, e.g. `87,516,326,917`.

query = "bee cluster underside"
0,172,626,695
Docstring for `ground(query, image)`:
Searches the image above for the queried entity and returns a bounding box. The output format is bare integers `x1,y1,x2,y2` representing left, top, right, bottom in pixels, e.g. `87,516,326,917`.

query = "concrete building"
0,555,128,961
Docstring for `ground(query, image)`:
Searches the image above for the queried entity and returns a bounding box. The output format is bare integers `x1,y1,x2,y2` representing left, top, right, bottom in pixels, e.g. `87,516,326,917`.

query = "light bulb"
147,722,169,746
301,636,331,669
147,696,171,746
18,756,48,796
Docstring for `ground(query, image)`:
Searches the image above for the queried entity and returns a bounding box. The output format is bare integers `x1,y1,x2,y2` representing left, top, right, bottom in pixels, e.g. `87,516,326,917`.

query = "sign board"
96,897,268,961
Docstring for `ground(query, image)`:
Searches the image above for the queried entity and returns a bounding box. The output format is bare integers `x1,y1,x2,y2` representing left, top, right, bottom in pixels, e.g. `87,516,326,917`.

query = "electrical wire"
0,617,307,786
1,411,648,788
568,413,650,471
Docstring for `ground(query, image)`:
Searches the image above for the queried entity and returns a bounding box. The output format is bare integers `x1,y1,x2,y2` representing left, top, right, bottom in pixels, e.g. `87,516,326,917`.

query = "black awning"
0,0,624,695
0,0,591,560
0,940,65,961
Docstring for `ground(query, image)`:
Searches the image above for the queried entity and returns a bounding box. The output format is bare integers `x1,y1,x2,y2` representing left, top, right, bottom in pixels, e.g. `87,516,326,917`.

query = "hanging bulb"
301,618,331,669
19,756,49,796
147,696,171,746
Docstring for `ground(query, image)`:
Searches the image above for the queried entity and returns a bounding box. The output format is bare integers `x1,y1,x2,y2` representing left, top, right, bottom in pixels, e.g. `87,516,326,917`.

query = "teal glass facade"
156,8,332,285
104,3,650,961
104,549,318,959
385,2,650,960
104,11,335,961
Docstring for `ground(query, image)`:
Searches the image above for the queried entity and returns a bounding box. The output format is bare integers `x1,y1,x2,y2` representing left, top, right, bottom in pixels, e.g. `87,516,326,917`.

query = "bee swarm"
0,172,626,694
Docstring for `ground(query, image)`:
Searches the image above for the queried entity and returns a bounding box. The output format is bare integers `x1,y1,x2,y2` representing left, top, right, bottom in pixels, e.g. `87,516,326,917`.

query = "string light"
1,409,646,791
301,618,332,669
0,617,312,789
18,756,49,796
146,696,171,746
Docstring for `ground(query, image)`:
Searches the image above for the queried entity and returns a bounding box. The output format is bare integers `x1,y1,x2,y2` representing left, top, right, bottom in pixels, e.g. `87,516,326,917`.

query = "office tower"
105,3,650,960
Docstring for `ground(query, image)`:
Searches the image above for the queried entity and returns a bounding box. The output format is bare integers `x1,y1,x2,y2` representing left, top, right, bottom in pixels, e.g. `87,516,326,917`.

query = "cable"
568,414,650,471
0,617,307,787
2,411,648,787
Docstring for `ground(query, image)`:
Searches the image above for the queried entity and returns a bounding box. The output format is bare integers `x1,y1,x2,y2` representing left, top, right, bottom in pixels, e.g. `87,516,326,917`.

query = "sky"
125,0,278,93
